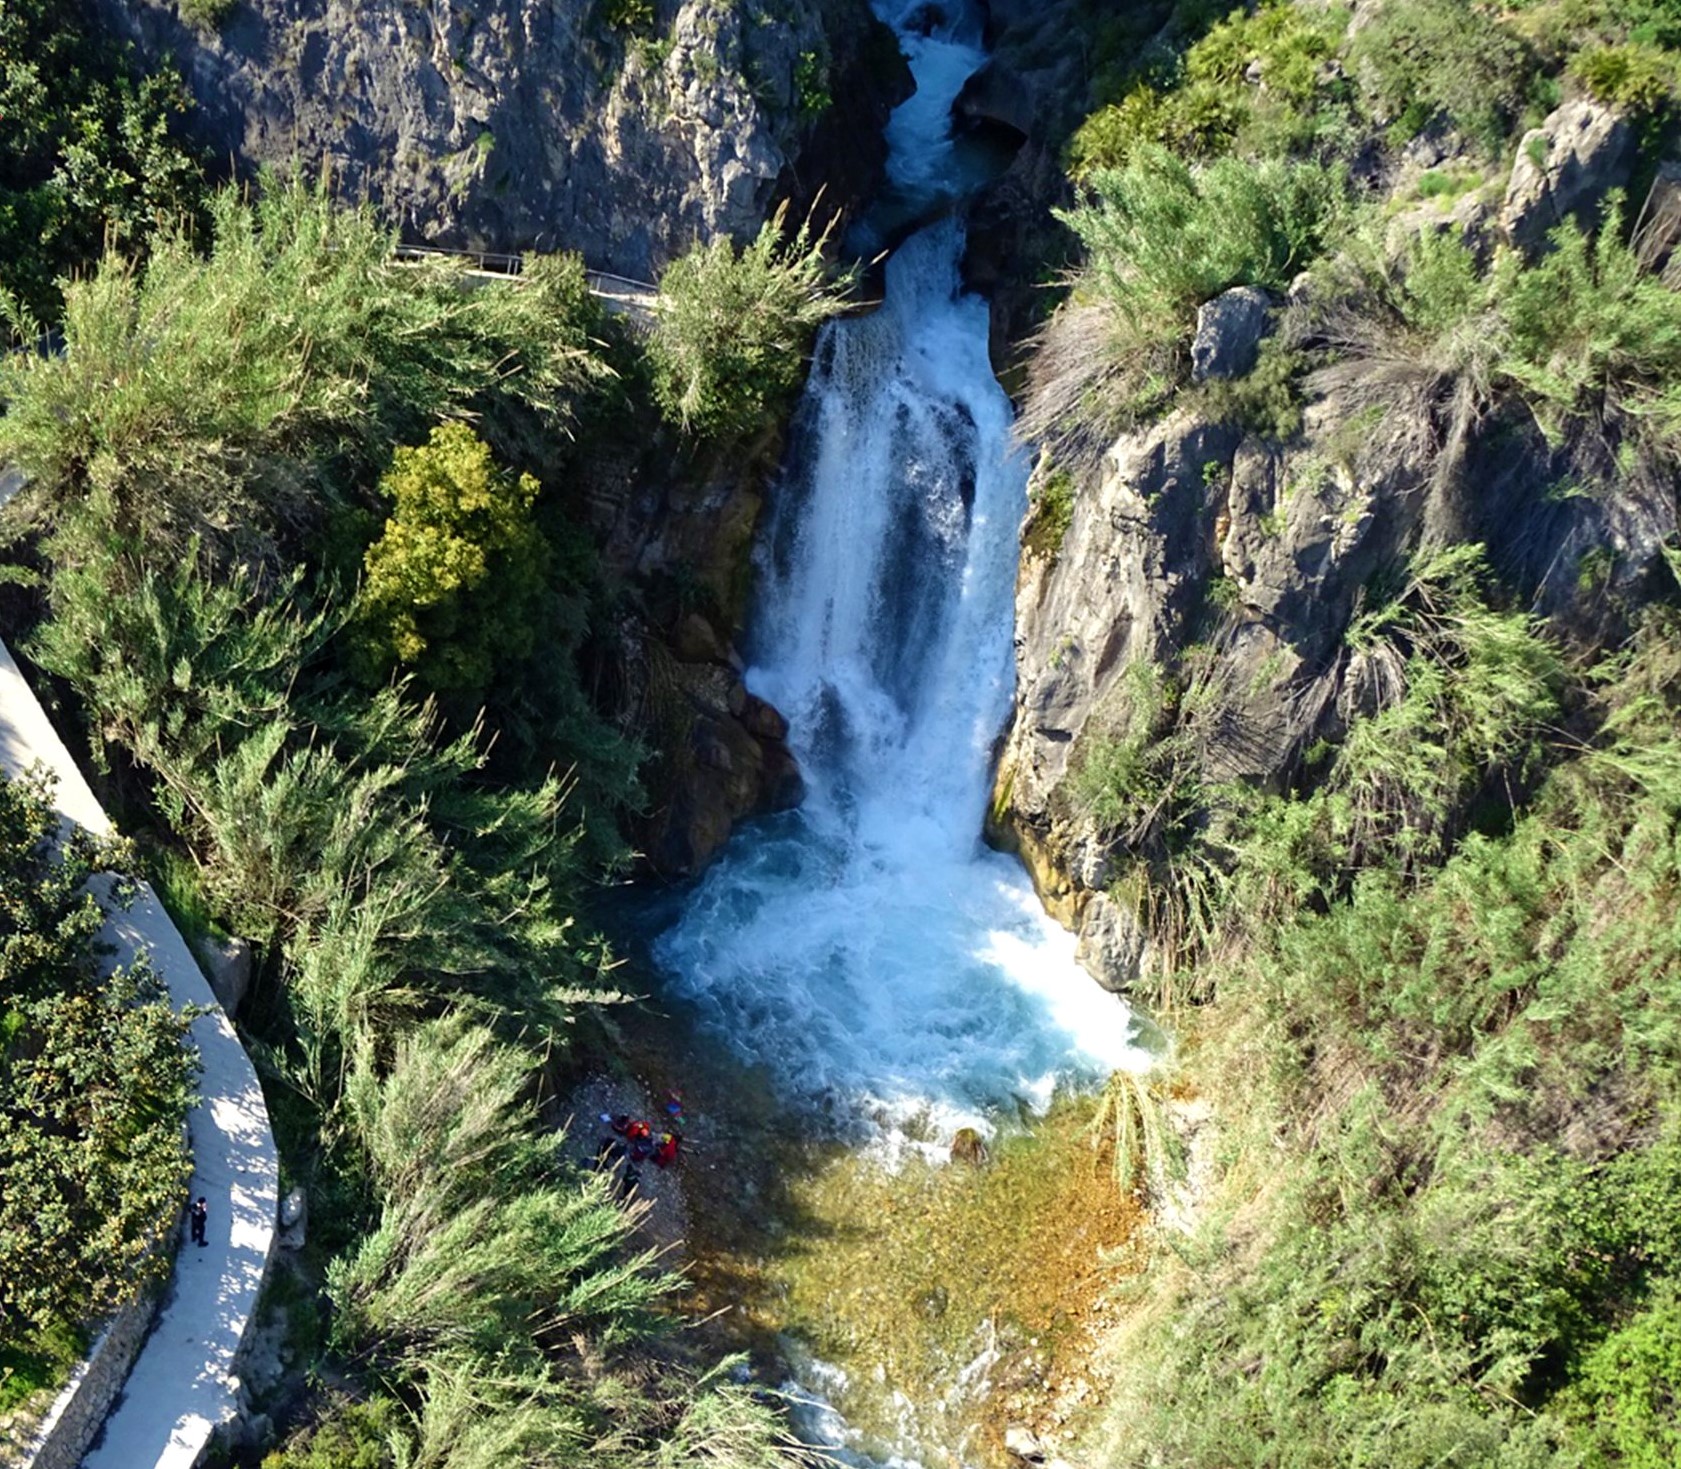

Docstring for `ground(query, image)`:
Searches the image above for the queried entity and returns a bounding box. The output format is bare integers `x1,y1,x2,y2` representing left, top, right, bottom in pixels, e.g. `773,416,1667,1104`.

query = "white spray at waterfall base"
652,0,1151,1162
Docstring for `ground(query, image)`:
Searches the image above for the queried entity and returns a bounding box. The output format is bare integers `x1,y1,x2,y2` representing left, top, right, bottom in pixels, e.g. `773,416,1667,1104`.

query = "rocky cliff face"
98,0,907,277
579,421,805,876
993,103,1678,989
996,382,1676,990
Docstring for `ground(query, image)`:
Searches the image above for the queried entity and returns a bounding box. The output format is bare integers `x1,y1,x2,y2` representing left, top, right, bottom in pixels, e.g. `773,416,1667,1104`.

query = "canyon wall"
98,0,907,276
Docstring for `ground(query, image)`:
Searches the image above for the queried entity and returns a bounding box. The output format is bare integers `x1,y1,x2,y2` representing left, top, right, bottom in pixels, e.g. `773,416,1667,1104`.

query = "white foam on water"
651,0,1149,1154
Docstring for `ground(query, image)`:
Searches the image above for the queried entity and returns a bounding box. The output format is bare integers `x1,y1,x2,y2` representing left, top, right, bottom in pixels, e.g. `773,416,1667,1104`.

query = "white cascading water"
652,0,1148,1154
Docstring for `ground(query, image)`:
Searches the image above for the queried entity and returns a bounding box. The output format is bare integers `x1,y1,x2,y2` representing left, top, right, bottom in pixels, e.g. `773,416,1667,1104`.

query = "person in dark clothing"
189,1196,208,1247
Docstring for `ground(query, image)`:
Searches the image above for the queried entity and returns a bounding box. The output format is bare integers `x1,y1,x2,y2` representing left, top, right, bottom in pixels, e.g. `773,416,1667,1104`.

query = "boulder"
674,611,729,664
950,1126,990,1165
278,1187,307,1252
1191,286,1272,383
740,693,790,743
1074,892,1154,994
1005,1425,1048,1463
1501,100,1633,253
192,934,252,1017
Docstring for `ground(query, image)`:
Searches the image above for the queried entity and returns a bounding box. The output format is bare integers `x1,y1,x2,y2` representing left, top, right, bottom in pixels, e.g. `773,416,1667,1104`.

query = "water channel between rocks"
635,1,1155,1462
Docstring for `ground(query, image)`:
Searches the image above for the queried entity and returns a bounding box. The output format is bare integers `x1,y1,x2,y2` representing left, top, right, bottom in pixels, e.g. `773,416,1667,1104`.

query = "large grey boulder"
1501,99,1633,253
193,934,253,1017
1190,286,1272,383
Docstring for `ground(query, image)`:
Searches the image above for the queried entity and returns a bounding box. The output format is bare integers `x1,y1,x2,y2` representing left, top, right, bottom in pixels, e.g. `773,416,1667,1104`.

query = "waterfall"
651,0,1146,1156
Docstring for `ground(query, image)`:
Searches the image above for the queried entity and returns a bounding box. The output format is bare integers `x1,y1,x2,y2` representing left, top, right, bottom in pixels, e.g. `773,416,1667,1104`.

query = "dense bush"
647,206,851,441
0,182,608,560
354,422,550,707
1570,39,1681,111
1348,0,1535,151
1311,201,1681,467
0,0,206,324
1071,1,1351,174
0,770,194,1345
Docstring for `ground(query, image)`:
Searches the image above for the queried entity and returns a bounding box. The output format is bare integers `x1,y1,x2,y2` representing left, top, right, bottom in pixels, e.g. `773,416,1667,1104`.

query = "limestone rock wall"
994,385,1677,993
98,0,908,277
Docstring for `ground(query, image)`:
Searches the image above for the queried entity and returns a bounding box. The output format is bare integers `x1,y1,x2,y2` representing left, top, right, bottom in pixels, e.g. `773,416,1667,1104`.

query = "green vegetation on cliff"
1027,2,1681,1465
0,152,835,1460
648,206,853,442
1082,600,1681,1467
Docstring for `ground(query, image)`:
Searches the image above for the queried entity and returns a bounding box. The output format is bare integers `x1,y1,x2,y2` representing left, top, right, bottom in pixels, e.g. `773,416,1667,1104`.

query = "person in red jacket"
651,1131,681,1168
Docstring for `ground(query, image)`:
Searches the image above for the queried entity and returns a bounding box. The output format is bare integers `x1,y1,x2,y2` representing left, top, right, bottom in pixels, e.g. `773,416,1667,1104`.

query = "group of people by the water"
593,1091,685,1202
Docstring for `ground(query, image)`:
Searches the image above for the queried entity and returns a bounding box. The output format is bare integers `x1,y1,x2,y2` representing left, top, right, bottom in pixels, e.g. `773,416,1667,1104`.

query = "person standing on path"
189,1196,208,1247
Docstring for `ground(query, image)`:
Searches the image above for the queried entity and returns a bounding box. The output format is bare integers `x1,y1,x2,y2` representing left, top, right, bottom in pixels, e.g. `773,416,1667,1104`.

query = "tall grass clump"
1310,200,1681,475
1024,147,1344,468
0,180,607,559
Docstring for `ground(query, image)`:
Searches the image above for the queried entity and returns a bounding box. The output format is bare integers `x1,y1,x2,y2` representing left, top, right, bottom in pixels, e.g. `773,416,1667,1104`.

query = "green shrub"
1023,464,1076,560
1070,148,1341,340
1495,196,1681,452
647,205,851,441
1570,40,1680,112
1195,336,1306,439
1568,1284,1681,1467
0,769,195,1341
794,48,831,118
597,0,654,33
354,421,549,705
261,1395,403,1469
1070,2,1350,174
0,1319,83,1415
1349,0,1534,152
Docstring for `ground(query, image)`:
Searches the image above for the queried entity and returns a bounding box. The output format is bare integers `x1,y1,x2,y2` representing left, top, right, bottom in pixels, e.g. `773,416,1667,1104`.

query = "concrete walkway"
0,637,278,1468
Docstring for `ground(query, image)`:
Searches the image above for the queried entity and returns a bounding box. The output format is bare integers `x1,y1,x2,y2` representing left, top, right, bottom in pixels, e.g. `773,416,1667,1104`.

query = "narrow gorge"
6,0,1681,1467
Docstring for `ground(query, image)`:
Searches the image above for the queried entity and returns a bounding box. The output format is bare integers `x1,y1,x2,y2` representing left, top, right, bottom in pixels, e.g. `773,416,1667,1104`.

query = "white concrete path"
0,637,278,1469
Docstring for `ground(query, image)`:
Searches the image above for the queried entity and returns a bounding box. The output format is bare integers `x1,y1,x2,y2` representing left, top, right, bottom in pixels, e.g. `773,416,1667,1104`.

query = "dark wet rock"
193,934,253,1017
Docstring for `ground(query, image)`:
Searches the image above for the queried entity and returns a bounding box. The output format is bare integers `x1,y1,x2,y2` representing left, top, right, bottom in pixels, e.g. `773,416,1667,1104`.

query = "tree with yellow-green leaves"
355,421,550,708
